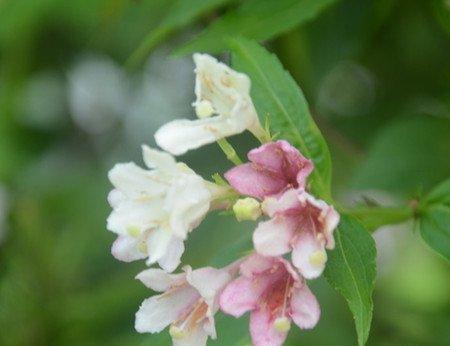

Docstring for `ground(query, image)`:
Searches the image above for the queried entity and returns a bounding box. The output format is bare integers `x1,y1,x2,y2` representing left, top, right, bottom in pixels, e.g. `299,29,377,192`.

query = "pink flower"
254,188,340,279
224,140,313,200
135,265,237,346
220,254,320,346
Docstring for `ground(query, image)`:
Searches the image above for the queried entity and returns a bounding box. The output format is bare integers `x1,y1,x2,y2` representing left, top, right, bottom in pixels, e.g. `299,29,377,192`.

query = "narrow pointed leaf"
127,0,235,68
176,0,339,54
324,214,377,346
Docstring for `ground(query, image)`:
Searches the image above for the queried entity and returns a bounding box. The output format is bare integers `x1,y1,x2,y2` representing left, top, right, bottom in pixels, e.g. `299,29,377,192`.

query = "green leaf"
126,0,235,68
229,37,332,199
176,0,338,55
324,214,377,346
352,115,450,196
419,178,450,261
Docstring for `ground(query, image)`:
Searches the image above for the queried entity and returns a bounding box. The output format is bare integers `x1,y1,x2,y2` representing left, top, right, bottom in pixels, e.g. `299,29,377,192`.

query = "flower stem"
344,205,414,232
217,138,243,165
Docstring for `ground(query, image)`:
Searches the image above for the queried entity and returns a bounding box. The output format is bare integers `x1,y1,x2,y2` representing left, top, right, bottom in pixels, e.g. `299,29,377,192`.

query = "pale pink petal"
220,276,261,317
172,321,208,346
298,191,340,249
247,142,286,173
186,267,231,304
135,268,186,292
250,308,288,346
277,140,313,188
262,188,301,217
239,254,276,277
253,217,295,256
111,235,146,262
248,140,313,188
323,207,340,249
291,231,327,279
289,284,320,329
135,285,199,333
224,163,286,199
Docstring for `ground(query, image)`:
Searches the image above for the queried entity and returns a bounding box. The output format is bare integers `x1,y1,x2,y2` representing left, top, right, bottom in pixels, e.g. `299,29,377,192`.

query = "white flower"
107,145,223,272
155,53,266,155
135,265,235,346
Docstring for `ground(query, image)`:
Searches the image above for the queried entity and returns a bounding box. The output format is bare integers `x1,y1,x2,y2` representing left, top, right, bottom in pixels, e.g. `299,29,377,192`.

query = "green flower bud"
232,197,262,221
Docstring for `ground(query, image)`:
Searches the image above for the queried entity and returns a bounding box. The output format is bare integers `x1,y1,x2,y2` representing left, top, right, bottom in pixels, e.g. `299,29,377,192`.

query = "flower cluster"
106,54,340,346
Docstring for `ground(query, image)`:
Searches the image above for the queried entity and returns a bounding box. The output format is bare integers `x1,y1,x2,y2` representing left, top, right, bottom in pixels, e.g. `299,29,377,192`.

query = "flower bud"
232,197,262,221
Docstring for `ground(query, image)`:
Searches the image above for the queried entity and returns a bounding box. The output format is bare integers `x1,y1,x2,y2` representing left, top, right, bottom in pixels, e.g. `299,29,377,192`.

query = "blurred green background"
0,0,449,345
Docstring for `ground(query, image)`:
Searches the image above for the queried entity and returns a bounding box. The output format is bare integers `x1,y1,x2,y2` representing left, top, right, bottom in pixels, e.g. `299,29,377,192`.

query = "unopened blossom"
155,53,266,155
232,197,262,221
220,254,320,346
224,140,313,199
107,145,226,272
254,188,340,279
135,265,236,345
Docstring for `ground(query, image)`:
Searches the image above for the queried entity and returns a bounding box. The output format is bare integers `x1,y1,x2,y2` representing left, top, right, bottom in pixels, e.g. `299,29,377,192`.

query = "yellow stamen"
137,241,147,254
309,250,327,266
195,100,214,118
273,317,291,332
169,325,186,339
127,226,141,238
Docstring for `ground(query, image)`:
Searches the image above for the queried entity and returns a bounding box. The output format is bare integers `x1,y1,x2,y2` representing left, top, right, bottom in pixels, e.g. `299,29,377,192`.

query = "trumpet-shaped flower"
155,53,266,155
107,145,223,272
220,254,320,346
254,189,340,279
224,140,313,199
135,265,235,346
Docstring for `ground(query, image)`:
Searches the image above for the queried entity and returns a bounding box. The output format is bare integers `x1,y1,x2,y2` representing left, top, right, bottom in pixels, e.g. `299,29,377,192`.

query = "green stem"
217,138,243,165
344,206,414,232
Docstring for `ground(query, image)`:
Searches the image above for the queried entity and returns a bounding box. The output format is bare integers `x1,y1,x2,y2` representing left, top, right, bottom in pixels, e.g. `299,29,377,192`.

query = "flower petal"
186,267,231,304
250,308,288,346
155,115,246,156
111,235,146,262
158,237,185,273
106,198,165,235
289,284,320,329
135,286,199,333
193,53,250,117
253,217,295,257
239,254,277,277
172,321,209,346
224,163,286,199
108,162,166,198
141,145,176,170
291,231,327,279
146,229,173,265
220,276,261,317
248,140,313,188
135,268,186,292
261,188,300,217
164,174,211,239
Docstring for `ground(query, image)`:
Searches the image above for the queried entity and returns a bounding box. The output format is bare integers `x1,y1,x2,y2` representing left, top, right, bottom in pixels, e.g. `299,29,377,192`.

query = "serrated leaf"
419,178,450,261
324,214,377,346
229,37,332,199
176,0,338,55
127,0,235,68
